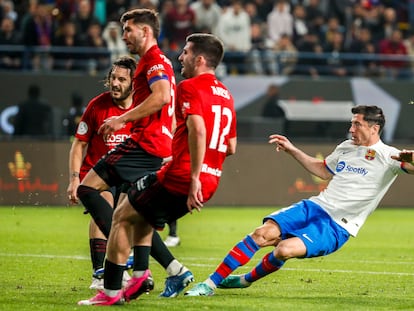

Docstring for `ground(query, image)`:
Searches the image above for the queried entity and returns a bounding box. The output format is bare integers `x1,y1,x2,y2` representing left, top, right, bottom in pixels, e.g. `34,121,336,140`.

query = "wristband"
71,172,80,178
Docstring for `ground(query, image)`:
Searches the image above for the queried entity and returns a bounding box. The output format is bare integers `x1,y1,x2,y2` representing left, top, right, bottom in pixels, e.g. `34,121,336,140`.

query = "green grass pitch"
0,206,413,311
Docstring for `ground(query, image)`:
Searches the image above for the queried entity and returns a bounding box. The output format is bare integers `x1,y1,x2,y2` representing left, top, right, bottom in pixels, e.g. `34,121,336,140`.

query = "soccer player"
76,9,192,297
185,105,414,296
67,56,136,290
77,32,237,306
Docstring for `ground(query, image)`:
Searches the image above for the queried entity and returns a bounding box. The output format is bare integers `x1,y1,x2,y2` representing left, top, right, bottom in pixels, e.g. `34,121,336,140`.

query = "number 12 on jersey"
209,105,232,153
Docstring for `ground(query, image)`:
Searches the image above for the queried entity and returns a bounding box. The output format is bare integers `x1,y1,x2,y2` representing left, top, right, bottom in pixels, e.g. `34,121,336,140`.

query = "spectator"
52,20,84,70
292,4,308,45
372,6,398,44
14,84,53,137
347,26,381,77
322,30,348,77
190,0,222,33
266,0,293,47
1,0,18,23
248,21,277,75
0,16,22,70
304,0,325,35
244,2,262,24
403,30,414,77
378,28,410,79
273,33,297,75
158,0,174,49
82,21,110,74
261,84,285,119
54,0,78,24
62,92,85,136
20,2,55,70
364,2,387,45
106,0,130,22
163,0,196,52
71,0,101,44
215,0,251,74
252,0,273,24
102,21,129,63
295,31,323,78
320,16,345,47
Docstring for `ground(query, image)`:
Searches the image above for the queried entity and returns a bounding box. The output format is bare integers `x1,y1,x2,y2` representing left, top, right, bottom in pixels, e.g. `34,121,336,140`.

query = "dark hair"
186,33,224,69
351,105,385,133
105,56,137,87
120,8,160,39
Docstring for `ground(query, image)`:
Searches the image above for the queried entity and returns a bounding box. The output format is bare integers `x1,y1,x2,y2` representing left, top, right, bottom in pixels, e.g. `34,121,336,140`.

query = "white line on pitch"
1,253,413,277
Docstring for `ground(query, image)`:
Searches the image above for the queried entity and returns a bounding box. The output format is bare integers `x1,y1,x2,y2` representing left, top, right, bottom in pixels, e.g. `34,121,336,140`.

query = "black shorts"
127,173,189,230
93,138,163,190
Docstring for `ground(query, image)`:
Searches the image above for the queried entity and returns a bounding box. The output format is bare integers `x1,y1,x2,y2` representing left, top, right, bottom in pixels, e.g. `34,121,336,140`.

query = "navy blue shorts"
264,200,350,258
93,138,163,190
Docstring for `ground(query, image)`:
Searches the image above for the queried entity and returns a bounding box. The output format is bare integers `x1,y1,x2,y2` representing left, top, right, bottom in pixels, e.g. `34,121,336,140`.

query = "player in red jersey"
78,33,237,306
67,56,136,290
76,9,192,297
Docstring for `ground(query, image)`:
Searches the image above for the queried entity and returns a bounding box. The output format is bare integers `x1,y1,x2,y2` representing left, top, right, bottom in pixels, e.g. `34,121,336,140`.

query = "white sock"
104,289,121,297
131,270,146,278
204,278,217,289
166,260,189,276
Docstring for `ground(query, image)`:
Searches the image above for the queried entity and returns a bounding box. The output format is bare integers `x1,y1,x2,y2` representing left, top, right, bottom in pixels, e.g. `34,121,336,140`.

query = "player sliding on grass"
185,105,414,296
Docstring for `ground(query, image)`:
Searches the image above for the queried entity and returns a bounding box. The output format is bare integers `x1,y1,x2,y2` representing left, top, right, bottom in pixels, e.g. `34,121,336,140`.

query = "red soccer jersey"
157,73,237,201
130,45,176,158
75,92,134,180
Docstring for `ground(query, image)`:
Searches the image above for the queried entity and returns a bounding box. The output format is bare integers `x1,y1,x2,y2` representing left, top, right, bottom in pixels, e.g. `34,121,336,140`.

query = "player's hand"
67,181,80,205
268,134,294,153
187,178,203,213
391,150,414,163
98,116,126,137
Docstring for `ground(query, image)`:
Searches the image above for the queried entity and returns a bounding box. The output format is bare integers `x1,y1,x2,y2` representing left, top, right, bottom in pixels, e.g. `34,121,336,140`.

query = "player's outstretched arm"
269,134,332,180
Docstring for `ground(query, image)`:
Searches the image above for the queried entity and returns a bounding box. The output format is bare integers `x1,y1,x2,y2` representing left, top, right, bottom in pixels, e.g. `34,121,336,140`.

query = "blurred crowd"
1,0,414,78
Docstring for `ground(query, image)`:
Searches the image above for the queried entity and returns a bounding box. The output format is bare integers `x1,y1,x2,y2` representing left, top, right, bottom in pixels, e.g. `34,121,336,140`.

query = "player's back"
159,73,236,200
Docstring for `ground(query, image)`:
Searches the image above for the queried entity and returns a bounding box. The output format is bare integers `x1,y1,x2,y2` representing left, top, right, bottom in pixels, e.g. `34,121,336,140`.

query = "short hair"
186,33,224,69
105,56,137,87
120,8,160,39
351,105,385,133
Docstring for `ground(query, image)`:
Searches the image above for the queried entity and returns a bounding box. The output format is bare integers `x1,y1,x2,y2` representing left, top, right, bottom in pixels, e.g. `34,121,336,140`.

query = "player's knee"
77,185,98,201
251,223,280,247
274,242,292,260
112,201,138,225
275,239,305,260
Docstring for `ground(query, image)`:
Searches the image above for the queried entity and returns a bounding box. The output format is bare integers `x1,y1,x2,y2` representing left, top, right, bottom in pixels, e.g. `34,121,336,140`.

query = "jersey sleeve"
386,145,407,175
177,80,203,119
145,53,173,86
75,101,96,142
323,141,347,174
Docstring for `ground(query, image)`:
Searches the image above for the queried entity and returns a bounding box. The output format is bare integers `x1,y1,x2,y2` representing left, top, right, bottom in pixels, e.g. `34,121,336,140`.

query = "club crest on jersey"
365,149,376,161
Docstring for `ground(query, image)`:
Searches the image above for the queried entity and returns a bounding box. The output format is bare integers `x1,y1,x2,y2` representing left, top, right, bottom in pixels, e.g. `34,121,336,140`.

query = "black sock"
103,260,125,290
168,220,177,237
77,185,113,237
133,246,151,271
150,230,175,269
90,238,107,271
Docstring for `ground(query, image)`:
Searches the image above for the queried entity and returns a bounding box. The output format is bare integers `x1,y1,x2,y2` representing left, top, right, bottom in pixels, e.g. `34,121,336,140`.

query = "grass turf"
0,206,413,310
